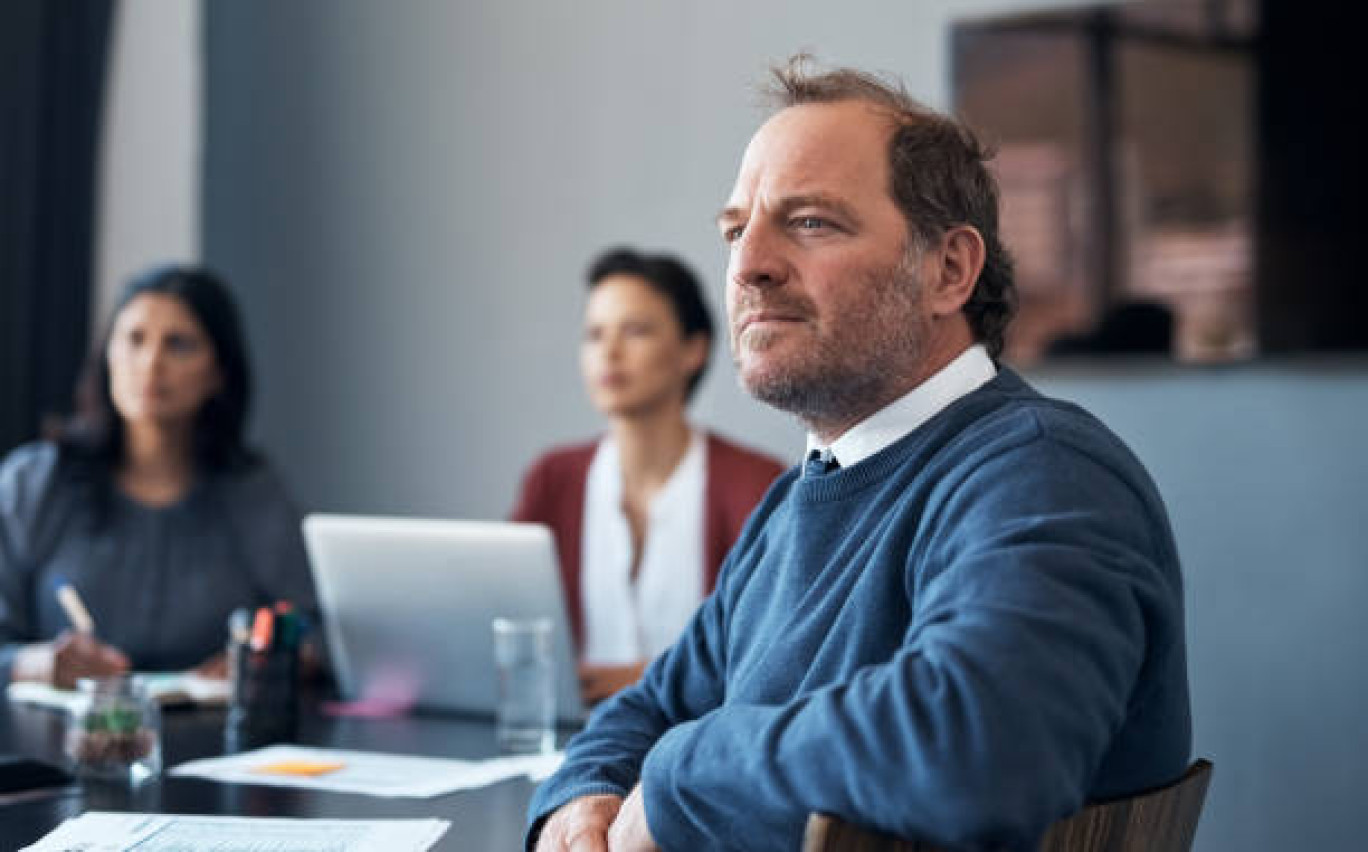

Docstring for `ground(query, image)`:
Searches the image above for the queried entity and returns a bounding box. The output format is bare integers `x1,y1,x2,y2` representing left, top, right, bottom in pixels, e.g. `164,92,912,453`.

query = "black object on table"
0,755,72,794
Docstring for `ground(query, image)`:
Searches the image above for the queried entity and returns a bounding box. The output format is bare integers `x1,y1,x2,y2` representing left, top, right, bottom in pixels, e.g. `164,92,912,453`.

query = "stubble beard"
732,250,930,432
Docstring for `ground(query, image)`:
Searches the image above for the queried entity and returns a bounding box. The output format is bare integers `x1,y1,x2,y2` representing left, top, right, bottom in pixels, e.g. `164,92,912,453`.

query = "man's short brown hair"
764,55,1017,360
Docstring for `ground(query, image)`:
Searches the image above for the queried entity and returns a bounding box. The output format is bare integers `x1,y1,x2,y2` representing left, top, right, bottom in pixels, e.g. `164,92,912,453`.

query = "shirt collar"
805,344,996,471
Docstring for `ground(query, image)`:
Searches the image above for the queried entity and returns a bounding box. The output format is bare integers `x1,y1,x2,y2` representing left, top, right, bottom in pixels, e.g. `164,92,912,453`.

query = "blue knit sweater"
528,369,1190,851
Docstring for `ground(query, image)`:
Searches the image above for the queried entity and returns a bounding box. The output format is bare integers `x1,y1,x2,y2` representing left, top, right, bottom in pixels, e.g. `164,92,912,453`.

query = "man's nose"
729,223,787,291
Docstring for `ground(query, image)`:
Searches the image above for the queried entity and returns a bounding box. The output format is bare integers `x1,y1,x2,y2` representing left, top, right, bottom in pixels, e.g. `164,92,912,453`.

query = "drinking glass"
65,675,162,786
491,617,555,754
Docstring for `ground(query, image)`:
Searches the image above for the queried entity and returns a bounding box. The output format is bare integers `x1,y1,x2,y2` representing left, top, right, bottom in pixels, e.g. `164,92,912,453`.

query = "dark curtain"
1255,0,1363,352
0,0,116,455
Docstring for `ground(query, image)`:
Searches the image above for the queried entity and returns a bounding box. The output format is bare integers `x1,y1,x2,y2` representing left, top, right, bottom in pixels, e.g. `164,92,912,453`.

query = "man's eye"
793,216,827,231
722,225,744,244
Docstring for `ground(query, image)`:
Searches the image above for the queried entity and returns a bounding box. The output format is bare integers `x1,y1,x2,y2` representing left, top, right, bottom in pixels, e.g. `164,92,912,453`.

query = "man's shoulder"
938,370,1165,510
954,370,1137,460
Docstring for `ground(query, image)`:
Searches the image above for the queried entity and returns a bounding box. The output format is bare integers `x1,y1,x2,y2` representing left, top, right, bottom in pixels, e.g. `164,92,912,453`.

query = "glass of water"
491,617,555,754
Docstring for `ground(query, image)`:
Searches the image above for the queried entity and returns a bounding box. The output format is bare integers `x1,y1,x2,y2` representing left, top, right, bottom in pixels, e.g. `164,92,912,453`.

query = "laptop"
302,514,586,722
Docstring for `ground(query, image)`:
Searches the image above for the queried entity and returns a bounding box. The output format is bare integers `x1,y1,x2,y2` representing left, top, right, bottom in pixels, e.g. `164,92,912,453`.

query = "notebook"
302,514,586,722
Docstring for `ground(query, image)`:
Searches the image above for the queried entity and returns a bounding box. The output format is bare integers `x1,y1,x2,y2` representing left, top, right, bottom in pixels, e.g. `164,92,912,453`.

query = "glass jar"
64,675,162,785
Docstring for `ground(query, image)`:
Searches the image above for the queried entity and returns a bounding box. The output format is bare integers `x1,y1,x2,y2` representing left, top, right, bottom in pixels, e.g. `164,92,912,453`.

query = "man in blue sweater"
529,58,1190,852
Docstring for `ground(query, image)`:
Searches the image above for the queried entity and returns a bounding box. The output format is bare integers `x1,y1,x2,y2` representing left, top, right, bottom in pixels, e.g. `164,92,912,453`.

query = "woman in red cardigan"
512,248,784,705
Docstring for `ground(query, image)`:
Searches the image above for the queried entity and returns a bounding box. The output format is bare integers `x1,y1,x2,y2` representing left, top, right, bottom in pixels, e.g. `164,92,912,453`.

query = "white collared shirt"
805,344,997,471
580,430,707,664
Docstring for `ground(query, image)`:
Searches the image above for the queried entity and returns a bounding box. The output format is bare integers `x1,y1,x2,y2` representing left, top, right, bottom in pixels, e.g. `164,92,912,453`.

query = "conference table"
0,694,552,850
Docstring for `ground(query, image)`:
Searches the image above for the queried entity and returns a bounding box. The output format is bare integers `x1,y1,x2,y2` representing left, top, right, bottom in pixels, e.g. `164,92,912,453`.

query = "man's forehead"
727,101,893,206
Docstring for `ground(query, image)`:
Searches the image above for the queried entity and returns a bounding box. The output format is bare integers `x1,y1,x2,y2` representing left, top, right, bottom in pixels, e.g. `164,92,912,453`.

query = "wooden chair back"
802,759,1213,852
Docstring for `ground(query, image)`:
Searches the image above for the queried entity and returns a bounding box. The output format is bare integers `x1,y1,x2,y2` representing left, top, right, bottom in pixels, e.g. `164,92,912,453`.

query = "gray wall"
203,2,1368,849
97,0,202,327
1032,364,1368,851
204,0,1061,518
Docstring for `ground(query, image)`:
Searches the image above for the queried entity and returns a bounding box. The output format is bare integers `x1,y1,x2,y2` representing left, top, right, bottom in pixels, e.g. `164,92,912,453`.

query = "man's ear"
925,225,985,317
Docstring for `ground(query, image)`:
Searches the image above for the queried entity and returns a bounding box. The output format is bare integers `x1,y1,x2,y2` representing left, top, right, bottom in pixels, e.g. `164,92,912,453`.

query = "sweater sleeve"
524,552,734,845
638,438,1177,850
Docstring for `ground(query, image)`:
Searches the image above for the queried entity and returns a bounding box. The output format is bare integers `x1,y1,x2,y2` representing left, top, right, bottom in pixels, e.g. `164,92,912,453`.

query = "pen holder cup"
224,642,299,752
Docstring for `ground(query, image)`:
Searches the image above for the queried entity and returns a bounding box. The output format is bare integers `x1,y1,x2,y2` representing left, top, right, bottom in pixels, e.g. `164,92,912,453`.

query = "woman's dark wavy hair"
53,265,257,473
587,247,715,401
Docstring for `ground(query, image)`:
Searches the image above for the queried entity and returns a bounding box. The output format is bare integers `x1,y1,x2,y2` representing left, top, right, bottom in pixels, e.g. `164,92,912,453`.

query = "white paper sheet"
169,744,564,797
7,671,230,711
20,811,449,852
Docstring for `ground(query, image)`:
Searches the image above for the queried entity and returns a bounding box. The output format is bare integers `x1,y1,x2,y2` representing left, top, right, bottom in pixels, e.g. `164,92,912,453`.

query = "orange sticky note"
252,760,346,777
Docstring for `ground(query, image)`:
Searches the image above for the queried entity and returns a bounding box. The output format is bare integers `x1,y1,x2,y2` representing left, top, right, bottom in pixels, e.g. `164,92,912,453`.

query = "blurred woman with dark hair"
0,265,318,687
513,247,784,704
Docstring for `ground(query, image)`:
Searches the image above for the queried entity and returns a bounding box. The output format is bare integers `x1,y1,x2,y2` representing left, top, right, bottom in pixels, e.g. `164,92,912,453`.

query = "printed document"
21,812,448,852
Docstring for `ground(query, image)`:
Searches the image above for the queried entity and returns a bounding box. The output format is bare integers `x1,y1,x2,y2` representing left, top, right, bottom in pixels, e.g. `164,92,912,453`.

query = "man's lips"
738,311,806,335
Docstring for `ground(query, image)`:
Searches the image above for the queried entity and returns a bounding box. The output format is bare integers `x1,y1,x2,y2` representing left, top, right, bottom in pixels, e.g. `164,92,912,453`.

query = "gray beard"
733,250,929,433
743,358,909,430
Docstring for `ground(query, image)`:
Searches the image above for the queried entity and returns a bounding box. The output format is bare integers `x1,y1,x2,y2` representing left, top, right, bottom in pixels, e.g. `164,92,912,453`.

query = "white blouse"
579,430,707,664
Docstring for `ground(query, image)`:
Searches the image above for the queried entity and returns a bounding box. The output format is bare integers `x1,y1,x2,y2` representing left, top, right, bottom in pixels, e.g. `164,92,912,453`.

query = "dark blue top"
0,442,319,680
528,369,1191,851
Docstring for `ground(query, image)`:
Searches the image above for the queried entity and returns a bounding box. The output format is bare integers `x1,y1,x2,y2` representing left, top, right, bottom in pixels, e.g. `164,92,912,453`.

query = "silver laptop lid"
303,514,585,722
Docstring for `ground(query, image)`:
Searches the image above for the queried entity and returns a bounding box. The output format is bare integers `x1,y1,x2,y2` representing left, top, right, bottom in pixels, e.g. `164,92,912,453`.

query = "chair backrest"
802,759,1213,852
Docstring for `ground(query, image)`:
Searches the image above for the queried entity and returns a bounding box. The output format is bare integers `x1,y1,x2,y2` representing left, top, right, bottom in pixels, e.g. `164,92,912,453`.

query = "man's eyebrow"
715,194,861,229
777,193,860,222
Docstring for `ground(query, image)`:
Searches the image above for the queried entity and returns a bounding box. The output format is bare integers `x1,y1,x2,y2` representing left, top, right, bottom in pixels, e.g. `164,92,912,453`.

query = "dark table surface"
0,696,547,850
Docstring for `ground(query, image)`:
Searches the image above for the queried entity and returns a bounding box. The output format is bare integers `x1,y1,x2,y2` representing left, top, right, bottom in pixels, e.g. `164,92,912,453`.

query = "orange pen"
249,606,275,652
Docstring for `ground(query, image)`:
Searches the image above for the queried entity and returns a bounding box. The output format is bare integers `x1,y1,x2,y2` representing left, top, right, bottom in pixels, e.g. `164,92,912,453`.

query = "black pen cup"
223,606,300,752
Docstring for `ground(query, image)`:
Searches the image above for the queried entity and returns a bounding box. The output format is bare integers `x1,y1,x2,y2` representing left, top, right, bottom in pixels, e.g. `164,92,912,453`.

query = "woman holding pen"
0,266,319,688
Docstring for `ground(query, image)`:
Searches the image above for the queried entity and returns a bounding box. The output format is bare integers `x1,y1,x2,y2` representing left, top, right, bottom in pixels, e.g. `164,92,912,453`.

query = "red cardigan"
511,432,786,651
